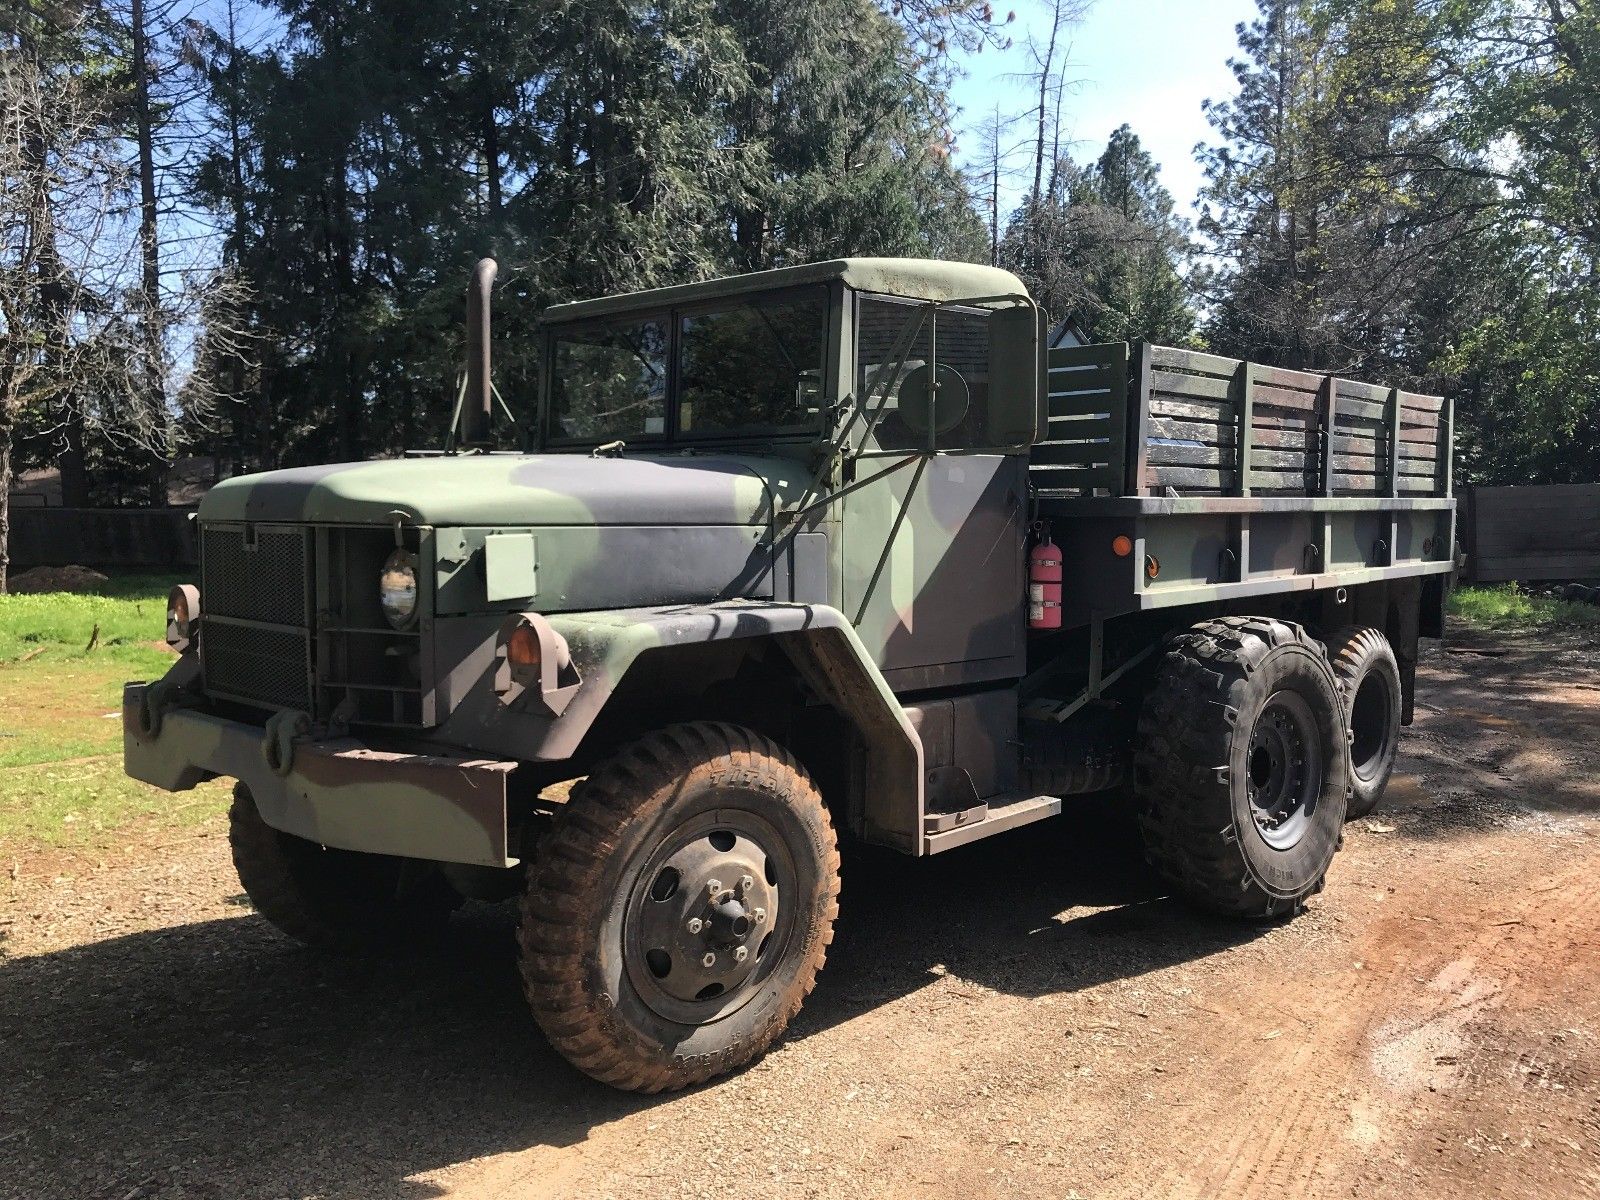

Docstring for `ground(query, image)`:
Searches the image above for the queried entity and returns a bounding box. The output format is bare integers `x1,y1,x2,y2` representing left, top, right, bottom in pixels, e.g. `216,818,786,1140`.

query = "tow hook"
262,710,312,777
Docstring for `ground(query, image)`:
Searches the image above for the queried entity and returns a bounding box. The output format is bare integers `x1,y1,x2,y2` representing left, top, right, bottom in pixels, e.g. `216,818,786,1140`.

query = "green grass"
0,574,229,856
1449,582,1600,631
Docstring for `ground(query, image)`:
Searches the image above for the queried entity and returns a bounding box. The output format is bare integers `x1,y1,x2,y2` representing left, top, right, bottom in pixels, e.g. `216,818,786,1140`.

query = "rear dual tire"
1134,618,1352,918
1323,626,1402,819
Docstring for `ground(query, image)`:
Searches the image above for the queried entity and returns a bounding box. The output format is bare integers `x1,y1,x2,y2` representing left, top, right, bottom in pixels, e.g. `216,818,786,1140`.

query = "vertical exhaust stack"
460,257,498,448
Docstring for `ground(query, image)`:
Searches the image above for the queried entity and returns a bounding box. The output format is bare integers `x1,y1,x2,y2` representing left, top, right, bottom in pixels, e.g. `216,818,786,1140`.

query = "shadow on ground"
0,800,1257,1200
6,625,1593,1199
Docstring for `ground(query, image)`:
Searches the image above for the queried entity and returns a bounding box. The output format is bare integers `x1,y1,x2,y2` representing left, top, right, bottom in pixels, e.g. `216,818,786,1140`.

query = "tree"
0,13,136,590
999,125,1194,344
1198,0,1598,486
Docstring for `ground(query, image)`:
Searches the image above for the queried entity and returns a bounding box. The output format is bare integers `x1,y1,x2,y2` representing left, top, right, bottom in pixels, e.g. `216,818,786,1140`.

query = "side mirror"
897,363,972,439
985,303,1044,448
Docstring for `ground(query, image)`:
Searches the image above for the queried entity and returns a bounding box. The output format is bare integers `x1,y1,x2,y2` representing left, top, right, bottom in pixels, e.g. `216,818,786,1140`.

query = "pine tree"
999,126,1193,344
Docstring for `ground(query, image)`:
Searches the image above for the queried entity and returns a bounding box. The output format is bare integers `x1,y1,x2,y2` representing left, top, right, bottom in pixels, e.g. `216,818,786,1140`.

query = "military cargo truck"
125,257,1455,1092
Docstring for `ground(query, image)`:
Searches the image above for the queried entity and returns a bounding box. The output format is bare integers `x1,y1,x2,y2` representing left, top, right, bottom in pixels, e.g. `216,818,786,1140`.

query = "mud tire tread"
227,782,459,953
1133,617,1348,920
1323,625,1402,819
518,722,839,1094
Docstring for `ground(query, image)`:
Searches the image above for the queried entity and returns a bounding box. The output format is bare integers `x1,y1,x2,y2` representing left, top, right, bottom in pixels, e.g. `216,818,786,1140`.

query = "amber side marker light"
506,622,542,669
1145,554,1161,580
1112,535,1133,558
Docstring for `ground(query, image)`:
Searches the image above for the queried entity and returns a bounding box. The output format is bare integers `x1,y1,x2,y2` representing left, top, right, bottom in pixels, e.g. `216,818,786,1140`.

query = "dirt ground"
3,621,1598,1200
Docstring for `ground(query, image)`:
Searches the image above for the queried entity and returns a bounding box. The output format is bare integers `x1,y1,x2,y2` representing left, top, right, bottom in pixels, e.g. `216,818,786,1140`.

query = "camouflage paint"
200,452,812,528
123,682,516,867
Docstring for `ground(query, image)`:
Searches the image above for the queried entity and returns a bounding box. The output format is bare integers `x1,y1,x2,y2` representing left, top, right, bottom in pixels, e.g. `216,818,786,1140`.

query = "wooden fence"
8,507,198,571
1467,484,1600,582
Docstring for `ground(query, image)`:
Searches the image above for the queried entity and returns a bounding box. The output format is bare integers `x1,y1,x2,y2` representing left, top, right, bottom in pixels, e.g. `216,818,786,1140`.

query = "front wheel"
228,783,461,952
519,723,840,1092
1134,618,1352,918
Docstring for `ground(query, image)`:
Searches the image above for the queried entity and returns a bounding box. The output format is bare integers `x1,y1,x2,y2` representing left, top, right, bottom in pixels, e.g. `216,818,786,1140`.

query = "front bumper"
123,683,518,867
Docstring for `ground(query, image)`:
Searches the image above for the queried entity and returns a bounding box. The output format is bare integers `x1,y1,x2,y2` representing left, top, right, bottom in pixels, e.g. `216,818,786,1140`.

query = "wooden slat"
1148,444,1230,468
1150,395,1232,423
1049,395,1117,419
1251,382,1321,413
1398,391,1445,415
1335,398,1389,423
1149,416,1237,444
1150,465,1238,489
1150,346,1241,378
1252,364,1324,392
1336,379,1389,403
1032,441,1118,467
1151,369,1235,402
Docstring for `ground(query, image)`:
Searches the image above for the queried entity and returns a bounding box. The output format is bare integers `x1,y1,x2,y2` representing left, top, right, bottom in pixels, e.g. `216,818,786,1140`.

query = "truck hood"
197,453,813,528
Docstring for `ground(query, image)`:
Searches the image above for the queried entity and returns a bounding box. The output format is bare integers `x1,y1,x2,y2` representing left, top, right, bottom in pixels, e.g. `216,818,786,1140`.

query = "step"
922,793,1062,855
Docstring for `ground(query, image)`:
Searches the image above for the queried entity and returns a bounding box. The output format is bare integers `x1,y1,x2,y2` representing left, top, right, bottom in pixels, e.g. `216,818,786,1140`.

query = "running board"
922,794,1062,855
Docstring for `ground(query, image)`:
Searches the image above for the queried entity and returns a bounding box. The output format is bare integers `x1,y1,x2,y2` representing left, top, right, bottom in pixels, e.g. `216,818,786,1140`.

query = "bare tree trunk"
0,399,12,594
1032,0,1061,202
131,0,169,506
60,418,90,506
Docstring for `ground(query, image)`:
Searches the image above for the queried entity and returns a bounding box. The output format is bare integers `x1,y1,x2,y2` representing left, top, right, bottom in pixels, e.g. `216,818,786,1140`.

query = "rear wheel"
1133,617,1352,918
228,783,461,952
1324,626,1402,819
519,722,839,1092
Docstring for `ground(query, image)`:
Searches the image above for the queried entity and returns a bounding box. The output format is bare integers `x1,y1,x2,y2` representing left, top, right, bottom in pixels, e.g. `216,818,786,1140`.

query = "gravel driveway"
3,625,1597,1199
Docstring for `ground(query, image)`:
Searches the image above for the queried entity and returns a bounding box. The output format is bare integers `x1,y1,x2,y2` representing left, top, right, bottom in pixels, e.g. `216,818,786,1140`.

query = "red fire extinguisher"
1029,525,1063,630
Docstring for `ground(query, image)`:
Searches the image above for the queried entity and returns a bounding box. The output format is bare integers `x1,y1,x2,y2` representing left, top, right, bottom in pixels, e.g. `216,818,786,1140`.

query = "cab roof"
539,257,1031,325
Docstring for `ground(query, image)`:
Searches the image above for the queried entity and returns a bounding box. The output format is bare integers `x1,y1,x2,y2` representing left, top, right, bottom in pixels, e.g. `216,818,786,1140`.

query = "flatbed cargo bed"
1030,341,1455,627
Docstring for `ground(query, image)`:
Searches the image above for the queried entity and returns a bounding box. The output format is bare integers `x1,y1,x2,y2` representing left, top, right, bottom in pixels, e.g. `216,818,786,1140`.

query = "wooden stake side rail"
1032,342,1451,503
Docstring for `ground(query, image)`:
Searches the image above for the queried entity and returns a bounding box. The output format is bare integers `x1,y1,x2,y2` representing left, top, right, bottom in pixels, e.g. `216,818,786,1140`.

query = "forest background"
0,0,1594,588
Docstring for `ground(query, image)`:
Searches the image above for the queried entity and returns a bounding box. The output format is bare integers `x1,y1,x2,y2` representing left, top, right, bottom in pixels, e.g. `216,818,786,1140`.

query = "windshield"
549,316,669,441
548,285,829,443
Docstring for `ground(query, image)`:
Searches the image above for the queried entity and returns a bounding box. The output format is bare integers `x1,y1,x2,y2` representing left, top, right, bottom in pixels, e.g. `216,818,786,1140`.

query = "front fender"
439,601,925,852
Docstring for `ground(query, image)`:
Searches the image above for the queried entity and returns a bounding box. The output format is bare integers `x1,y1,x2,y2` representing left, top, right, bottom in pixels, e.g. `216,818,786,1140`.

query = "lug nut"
686,917,703,934
706,879,722,896
739,874,754,894
702,951,717,969
733,946,748,963
753,908,766,923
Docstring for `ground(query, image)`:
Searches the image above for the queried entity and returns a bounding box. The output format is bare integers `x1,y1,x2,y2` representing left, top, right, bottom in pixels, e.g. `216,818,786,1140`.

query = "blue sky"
949,0,1259,220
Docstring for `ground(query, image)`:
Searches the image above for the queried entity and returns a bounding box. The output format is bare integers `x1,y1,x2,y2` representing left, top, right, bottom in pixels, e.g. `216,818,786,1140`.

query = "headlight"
379,548,420,628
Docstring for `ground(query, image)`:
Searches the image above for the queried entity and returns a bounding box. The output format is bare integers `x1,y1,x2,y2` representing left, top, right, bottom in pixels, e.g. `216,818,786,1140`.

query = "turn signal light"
494,612,580,716
506,622,542,669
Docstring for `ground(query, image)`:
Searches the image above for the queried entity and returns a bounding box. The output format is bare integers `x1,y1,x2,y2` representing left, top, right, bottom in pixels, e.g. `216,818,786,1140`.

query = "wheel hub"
623,812,789,1024
1246,691,1324,851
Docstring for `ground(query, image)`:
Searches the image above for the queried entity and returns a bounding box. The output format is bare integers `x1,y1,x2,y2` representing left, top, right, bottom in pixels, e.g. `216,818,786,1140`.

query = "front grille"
197,520,432,727
201,525,310,626
201,621,313,711
200,523,313,713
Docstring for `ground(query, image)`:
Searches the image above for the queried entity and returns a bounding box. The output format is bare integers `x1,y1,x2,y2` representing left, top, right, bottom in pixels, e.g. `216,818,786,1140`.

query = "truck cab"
126,256,1453,1093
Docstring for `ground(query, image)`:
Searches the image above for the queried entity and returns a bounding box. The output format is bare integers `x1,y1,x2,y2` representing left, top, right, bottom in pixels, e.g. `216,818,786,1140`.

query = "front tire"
228,783,461,952
1324,626,1402,819
519,723,840,1092
1133,618,1351,918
